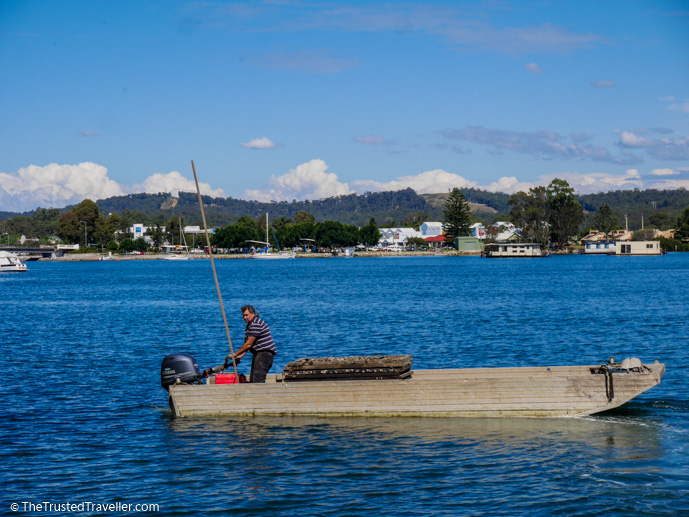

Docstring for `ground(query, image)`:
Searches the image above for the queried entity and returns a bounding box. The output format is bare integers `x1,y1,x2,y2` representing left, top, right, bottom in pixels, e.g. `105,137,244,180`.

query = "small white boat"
251,251,296,259
248,213,295,259
164,355,664,418
163,251,190,261
0,251,28,272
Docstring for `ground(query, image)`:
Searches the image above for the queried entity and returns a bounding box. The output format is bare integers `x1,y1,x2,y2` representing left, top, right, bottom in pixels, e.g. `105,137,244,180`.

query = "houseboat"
481,242,548,258
617,241,664,256
584,241,616,255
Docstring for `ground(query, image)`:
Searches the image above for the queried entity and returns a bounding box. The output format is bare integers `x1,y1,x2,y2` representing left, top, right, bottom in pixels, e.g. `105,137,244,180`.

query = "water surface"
2,255,687,515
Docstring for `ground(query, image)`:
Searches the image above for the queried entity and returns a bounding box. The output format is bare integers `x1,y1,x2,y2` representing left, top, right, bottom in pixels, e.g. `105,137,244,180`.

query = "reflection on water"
159,407,687,516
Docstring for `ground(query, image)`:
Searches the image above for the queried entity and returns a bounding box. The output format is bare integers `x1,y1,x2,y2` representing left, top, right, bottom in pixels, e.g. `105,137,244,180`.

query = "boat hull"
0,251,28,272
168,361,665,418
250,252,296,259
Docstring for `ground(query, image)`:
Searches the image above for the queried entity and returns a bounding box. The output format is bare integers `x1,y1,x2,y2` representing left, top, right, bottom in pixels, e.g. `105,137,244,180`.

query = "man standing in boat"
227,305,276,383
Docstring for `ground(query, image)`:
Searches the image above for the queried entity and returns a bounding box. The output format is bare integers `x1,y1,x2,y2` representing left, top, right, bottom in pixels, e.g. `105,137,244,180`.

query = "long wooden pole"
191,160,238,378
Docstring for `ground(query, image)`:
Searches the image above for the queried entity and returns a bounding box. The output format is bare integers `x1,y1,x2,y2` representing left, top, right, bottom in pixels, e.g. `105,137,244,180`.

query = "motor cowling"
161,353,202,390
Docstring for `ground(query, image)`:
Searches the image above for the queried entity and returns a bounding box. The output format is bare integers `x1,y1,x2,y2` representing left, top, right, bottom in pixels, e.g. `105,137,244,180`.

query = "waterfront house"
580,230,607,243
424,235,446,249
487,222,520,242
609,229,632,241
654,229,676,240
377,227,424,249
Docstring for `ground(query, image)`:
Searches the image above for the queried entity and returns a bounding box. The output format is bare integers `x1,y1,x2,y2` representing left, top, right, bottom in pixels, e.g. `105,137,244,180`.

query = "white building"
125,224,214,246
469,223,487,240
420,222,443,237
489,222,519,241
130,224,153,243
377,227,423,248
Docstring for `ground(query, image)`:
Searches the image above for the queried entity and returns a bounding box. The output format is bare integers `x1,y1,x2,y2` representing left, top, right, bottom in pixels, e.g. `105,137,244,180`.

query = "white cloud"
351,169,477,194
132,171,225,198
619,131,653,147
649,168,679,176
525,62,542,74
591,80,615,89
618,130,689,160
483,176,539,194
240,137,276,149
4,159,687,213
241,162,652,202
667,100,689,114
0,163,225,212
0,163,124,212
647,178,689,189
244,159,353,202
537,170,643,193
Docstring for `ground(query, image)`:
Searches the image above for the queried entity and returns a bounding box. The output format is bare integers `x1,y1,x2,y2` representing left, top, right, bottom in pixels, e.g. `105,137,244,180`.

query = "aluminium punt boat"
164,355,664,418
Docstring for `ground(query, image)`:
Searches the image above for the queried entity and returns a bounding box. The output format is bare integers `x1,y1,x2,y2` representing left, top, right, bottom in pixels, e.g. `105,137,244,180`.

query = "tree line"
440,179,689,249
2,184,689,249
211,213,380,250
0,199,383,252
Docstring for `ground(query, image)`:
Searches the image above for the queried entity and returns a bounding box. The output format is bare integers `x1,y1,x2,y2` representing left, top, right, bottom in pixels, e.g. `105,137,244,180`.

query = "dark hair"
241,305,256,315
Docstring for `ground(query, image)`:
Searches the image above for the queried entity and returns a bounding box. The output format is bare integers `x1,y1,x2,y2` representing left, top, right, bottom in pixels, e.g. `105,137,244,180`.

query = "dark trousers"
250,351,274,383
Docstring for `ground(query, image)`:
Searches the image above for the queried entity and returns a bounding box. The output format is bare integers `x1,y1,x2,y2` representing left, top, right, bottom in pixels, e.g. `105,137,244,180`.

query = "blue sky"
1,0,688,212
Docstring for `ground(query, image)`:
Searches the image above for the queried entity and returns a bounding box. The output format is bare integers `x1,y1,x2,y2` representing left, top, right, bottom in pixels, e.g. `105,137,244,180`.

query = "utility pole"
79,220,88,248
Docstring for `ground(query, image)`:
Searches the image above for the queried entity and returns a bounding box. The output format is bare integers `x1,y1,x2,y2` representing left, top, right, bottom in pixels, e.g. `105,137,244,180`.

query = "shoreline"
45,250,477,261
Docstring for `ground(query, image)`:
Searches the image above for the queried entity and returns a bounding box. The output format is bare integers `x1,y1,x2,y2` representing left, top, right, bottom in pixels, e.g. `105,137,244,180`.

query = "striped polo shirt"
245,315,277,354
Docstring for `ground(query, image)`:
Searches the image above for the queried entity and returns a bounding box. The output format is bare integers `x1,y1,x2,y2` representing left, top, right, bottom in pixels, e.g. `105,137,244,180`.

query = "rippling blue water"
2,255,688,516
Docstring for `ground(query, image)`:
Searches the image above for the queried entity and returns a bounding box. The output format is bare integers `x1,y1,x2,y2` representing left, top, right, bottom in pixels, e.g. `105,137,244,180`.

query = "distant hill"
91,187,512,227
2,187,688,236
95,189,438,227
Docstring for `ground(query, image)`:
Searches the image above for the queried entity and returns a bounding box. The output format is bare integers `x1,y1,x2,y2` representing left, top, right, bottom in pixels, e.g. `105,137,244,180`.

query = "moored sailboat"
163,218,190,260
248,213,295,259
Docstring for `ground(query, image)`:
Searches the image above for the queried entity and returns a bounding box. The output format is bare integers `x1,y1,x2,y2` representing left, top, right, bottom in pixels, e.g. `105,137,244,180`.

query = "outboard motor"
161,353,202,390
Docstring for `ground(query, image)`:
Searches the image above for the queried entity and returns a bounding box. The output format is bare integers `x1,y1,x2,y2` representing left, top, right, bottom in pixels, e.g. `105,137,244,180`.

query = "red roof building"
424,235,446,248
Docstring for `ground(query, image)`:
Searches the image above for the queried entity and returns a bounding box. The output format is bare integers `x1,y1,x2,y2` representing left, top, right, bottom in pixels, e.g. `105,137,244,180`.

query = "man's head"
241,305,256,323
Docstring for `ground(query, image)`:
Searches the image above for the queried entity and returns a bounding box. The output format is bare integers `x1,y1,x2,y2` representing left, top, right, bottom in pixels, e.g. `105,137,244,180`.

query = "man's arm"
230,336,256,361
